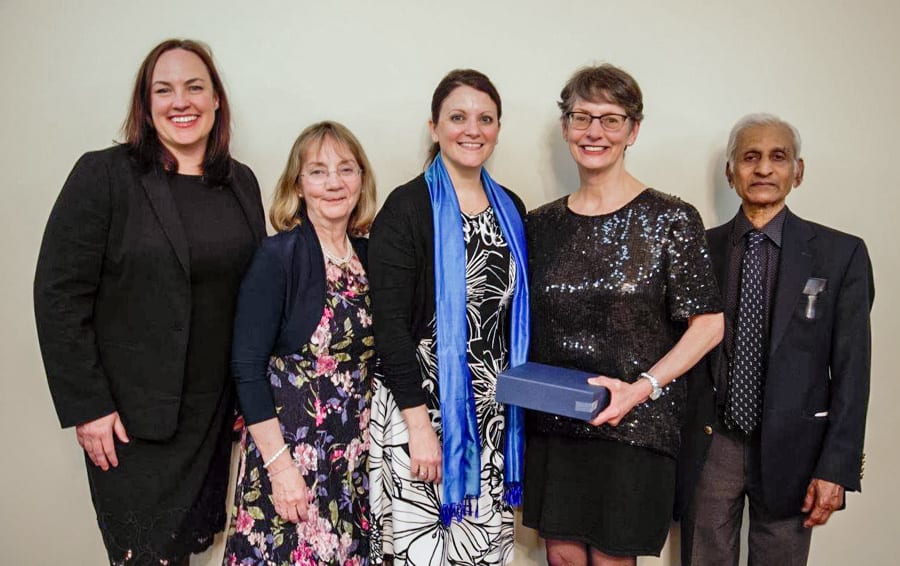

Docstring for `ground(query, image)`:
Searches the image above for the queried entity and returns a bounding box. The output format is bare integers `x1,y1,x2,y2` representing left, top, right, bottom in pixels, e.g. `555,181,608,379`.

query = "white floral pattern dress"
225,253,374,566
369,208,517,565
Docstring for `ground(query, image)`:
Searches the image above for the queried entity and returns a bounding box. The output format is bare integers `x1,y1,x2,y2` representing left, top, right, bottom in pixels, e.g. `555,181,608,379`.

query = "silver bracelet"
263,443,290,469
640,371,662,401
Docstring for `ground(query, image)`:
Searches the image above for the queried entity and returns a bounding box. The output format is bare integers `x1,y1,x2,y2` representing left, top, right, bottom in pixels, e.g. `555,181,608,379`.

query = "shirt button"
704,425,713,436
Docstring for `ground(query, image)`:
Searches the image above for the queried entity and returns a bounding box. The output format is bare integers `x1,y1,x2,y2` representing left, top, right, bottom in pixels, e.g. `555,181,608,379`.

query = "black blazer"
34,145,265,440
675,208,874,519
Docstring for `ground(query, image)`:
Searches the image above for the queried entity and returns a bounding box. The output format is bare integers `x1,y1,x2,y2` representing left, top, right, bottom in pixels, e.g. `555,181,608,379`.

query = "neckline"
322,234,353,265
564,188,650,218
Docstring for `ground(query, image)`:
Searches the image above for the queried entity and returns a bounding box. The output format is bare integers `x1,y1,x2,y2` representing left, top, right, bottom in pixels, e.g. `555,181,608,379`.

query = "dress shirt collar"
730,206,787,248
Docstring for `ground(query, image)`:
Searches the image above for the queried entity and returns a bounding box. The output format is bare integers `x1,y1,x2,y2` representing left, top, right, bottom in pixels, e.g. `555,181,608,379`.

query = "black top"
526,190,722,457
368,174,526,409
168,174,256,395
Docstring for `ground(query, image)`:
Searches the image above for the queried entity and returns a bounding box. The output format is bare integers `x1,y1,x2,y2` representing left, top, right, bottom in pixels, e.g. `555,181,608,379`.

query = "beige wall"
2,1,897,564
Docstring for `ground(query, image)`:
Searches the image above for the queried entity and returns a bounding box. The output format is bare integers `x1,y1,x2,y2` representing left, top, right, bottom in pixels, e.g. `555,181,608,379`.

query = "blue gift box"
496,362,610,421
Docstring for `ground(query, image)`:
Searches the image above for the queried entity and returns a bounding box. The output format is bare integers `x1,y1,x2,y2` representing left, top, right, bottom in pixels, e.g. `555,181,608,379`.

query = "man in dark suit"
676,114,874,566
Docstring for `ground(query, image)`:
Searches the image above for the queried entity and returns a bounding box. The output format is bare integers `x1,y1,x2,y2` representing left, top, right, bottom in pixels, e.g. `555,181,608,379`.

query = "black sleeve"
369,189,428,409
34,152,117,427
231,242,286,425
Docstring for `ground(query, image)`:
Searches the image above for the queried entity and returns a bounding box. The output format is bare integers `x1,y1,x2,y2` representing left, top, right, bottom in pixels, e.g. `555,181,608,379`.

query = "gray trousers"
680,430,813,566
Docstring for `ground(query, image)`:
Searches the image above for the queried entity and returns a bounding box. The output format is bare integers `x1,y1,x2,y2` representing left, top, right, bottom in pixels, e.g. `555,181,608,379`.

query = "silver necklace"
322,234,353,264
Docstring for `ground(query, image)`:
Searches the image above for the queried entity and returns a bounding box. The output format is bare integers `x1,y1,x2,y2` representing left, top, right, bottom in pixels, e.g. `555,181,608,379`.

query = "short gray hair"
726,113,802,165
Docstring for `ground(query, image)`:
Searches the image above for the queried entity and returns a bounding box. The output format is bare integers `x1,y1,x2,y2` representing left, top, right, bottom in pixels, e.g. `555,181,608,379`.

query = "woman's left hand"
587,375,652,427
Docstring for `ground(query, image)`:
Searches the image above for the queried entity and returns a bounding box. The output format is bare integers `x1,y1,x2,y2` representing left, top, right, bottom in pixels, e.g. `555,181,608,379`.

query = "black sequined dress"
522,190,721,555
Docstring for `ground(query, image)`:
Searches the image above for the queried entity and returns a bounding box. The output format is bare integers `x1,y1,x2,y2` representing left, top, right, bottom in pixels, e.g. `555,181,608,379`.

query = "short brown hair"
122,39,233,184
269,121,376,236
558,64,644,122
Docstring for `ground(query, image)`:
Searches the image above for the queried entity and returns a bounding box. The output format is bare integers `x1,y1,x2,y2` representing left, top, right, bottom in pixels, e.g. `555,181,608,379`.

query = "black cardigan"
230,218,369,425
368,174,526,409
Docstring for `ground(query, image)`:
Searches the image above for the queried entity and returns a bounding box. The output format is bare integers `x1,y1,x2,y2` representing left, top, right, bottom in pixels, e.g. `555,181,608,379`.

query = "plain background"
2,1,897,564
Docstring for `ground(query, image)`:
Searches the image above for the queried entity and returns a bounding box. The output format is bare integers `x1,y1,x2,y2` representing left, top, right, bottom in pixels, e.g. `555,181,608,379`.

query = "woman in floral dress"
224,121,378,565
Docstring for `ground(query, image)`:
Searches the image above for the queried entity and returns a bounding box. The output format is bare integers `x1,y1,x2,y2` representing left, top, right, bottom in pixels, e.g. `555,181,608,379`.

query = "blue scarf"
425,154,529,525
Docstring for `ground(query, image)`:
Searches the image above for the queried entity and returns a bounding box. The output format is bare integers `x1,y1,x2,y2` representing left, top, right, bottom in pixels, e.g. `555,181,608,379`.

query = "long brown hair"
122,39,233,184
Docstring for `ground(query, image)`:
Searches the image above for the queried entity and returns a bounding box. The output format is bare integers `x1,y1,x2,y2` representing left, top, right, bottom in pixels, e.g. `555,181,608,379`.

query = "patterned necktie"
725,229,767,435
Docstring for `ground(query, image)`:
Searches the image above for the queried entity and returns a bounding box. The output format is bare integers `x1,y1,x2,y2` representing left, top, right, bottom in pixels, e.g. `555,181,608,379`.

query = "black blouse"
526,190,721,457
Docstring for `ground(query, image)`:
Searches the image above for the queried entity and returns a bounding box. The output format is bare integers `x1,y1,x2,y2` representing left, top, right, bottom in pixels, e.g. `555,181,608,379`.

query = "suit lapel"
769,210,815,354
141,168,191,277
230,177,266,243
706,221,733,397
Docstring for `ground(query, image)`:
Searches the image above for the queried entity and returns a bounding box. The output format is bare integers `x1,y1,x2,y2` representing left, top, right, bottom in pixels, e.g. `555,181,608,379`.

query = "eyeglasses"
300,165,362,185
566,112,630,132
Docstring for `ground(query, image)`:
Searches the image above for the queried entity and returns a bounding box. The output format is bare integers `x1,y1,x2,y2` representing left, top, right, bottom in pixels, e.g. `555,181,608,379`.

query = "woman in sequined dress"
522,64,724,566
224,121,377,565
367,69,530,565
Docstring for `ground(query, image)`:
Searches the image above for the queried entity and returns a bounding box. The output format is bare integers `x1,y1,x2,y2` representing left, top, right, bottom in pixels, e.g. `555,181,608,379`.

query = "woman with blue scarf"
368,69,529,565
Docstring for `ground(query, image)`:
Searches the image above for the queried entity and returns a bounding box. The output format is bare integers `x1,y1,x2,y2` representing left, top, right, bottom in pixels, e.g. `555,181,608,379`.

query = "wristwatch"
640,372,662,401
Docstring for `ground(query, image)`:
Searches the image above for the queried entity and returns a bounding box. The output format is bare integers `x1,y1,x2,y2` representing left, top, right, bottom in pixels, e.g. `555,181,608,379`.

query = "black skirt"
522,433,676,557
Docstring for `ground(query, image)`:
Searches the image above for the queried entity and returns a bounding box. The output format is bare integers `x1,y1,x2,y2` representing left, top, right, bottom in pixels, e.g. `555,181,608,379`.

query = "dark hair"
558,64,644,122
425,69,502,167
122,39,232,185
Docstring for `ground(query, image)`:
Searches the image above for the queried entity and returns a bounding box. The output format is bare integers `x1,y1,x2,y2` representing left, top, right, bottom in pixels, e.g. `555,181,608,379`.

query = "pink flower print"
356,308,372,328
297,507,339,563
314,398,327,426
345,438,362,470
330,370,352,391
326,262,343,283
323,306,334,321
330,449,344,463
360,515,370,532
316,354,337,376
291,544,317,566
348,256,364,276
234,507,254,536
293,443,318,475
310,323,330,347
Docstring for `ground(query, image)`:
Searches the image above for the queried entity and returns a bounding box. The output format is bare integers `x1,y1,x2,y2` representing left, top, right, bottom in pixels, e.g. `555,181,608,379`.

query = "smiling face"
563,97,639,174
429,85,500,177
149,48,219,168
299,137,362,232
727,123,804,214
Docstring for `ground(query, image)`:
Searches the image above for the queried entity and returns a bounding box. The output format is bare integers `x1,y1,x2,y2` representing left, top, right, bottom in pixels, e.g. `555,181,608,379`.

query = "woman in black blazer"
34,39,265,565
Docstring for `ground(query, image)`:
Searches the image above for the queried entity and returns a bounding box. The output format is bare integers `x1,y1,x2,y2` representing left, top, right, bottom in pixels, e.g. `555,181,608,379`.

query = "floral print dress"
226,253,374,566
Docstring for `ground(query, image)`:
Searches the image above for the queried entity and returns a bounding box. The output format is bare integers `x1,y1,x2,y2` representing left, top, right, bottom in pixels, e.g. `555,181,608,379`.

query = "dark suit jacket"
675,208,874,519
34,145,265,440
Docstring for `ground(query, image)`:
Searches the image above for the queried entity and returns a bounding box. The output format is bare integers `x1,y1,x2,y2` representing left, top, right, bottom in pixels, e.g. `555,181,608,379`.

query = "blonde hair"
269,121,377,236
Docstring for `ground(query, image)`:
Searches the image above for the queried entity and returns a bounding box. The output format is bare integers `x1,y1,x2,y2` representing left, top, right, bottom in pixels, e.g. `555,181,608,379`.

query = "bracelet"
640,371,662,401
263,444,289,469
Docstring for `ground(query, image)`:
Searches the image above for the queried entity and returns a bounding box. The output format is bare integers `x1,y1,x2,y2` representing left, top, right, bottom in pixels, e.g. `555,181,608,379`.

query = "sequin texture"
526,189,721,457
